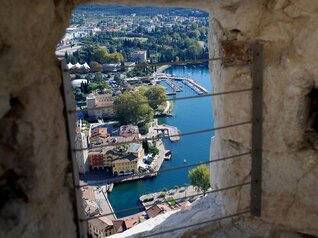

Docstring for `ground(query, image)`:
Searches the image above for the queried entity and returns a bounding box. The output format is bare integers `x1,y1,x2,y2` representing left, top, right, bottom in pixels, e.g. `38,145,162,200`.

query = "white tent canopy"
67,62,90,70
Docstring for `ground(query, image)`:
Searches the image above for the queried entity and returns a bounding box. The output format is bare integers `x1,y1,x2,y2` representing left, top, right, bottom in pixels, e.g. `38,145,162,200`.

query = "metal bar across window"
77,151,251,188
73,120,252,152
80,182,251,221
61,41,263,237
66,55,251,72
70,87,252,114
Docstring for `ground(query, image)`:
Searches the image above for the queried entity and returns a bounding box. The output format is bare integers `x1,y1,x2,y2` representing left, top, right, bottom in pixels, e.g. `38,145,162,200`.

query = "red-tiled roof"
124,219,137,229
146,204,164,218
113,220,126,233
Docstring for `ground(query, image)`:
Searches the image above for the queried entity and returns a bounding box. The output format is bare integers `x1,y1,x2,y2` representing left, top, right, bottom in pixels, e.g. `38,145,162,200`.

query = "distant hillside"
75,5,208,17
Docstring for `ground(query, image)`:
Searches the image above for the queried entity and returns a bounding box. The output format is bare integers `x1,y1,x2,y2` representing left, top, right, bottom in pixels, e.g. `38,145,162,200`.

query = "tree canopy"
91,47,124,64
188,164,210,194
144,85,168,110
114,92,153,125
148,146,159,156
73,18,208,65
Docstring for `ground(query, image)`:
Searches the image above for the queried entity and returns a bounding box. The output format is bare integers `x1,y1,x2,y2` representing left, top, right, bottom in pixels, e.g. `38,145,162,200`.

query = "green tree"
114,92,153,125
88,82,99,92
188,164,210,194
89,61,102,72
138,123,149,135
91,47,124,64
94,72,103,82
144,85,167,110
67,54,77,64
148,146,159,156
138,86,149,96
85,74,93,82
114,74,121,84
92,48,109,64
142,140,149,154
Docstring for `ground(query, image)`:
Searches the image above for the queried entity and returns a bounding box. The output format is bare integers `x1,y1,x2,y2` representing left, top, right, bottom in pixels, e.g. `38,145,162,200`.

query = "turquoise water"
108,65,214,217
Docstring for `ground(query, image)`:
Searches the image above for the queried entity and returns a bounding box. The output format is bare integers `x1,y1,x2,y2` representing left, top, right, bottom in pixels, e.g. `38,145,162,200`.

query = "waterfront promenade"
94,186,117,220
140,185,201,209
156,65,171,73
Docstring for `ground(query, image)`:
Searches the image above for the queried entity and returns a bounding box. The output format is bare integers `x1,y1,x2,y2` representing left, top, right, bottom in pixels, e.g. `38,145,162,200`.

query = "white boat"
184,159,187,163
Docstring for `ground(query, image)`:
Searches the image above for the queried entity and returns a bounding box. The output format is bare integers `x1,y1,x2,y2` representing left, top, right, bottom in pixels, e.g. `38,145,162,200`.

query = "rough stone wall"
0,1,77,237
209,1,318,237
1,0,318,237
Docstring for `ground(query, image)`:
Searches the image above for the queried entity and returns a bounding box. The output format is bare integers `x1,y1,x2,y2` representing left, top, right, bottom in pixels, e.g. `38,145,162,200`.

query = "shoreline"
156,65,171,73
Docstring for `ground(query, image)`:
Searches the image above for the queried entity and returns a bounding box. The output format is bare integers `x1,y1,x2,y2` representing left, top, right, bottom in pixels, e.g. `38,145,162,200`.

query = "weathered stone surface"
207,0,318,237
0,0,76,237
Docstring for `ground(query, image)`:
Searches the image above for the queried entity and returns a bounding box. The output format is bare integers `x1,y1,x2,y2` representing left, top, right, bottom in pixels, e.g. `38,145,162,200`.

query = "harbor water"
108,65,214,217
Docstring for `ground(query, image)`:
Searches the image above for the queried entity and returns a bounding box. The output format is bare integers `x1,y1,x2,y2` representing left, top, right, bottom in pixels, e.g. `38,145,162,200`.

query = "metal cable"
139,210,251,237
73,120,251,152
71,88,253,113
80,182,251,222
77,151,251,188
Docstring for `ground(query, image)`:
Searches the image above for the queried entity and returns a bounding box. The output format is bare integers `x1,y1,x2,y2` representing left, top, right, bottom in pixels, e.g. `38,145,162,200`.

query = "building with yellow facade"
111,143,144,175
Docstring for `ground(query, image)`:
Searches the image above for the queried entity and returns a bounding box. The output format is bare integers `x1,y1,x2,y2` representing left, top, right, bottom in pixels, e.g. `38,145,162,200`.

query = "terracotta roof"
113,220,126,233
146,204,164,218
124,219,137,229
91,127,108,138
88,218,112,231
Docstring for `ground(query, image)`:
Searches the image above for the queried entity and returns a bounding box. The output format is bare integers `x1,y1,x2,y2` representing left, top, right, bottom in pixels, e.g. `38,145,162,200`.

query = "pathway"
140,185,201,209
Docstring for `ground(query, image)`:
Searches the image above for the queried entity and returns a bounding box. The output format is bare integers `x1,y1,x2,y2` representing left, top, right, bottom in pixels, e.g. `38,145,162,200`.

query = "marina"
153,72,209,95
108,65,213,217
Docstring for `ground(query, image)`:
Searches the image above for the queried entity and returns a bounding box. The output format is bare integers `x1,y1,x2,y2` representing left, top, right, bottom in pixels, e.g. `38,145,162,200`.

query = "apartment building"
86,93,115,119
88,217,114,238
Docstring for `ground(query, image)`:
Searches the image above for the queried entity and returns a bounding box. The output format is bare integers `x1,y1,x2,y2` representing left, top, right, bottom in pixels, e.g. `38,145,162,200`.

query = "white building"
63,27,101,41
87,93,115,119
131,51,147,63
75,131,89,174
71,79,87,88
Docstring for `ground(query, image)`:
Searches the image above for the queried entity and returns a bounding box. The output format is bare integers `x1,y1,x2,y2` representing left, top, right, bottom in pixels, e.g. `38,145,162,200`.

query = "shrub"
142,197,154,202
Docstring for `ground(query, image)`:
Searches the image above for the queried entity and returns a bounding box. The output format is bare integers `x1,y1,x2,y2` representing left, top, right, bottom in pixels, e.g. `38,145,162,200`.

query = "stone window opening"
60,3,239,237
62,6,258,236
306,88,318,150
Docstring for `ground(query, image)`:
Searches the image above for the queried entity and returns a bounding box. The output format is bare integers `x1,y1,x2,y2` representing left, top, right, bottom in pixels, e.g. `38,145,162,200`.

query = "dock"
154,113,174,118
165,78,182,92
182,78,209,94
153,73,208,95
154,124,180,142
166,92,176,96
